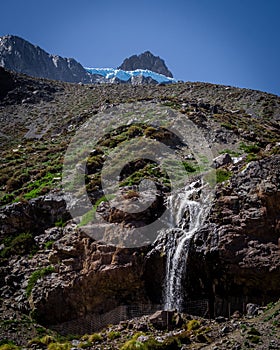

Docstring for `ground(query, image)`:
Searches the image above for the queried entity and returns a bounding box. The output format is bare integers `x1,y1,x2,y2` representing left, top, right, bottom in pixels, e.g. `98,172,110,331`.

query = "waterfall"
163,180,210,311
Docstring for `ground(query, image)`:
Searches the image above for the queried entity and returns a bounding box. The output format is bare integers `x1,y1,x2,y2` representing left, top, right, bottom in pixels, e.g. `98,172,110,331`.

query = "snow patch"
52,56,59,68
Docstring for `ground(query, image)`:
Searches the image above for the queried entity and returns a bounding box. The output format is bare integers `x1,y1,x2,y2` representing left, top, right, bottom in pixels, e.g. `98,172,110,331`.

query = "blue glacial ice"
85,67,176,83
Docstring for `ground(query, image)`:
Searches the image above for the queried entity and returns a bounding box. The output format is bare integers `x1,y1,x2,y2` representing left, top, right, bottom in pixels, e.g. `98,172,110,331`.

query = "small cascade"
163,180,210,311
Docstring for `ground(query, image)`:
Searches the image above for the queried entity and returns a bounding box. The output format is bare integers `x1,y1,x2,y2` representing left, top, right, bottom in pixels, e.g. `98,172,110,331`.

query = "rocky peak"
118,51,173,78
0,35,91,83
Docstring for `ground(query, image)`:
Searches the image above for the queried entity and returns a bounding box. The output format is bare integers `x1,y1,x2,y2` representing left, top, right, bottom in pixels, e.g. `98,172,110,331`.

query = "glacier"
85,67,176,84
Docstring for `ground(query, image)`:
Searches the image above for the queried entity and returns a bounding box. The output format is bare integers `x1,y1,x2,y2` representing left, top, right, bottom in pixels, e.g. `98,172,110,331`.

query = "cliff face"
144,155,280,312
189,155,280,311
0,35,91,83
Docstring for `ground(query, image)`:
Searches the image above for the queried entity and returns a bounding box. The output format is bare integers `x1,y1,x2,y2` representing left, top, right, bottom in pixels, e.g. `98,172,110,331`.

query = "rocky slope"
118,51,173,77
0,67,279,347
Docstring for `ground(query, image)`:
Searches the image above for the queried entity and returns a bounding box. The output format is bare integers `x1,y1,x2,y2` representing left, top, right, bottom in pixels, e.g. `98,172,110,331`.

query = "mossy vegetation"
216,169,232,183
78,194,115,227
26,266,55,297
0,341,19,350
240,142,260,154
186,319,201,331
0,232,38,259
47,342,71,350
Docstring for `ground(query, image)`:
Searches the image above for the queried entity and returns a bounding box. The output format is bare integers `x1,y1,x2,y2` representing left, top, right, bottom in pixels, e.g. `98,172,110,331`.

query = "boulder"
246,303,260,316
212,153,232,168
149,310,176,330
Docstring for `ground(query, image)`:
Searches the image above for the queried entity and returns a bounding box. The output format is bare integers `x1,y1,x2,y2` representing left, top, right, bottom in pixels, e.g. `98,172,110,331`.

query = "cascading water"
163,180,210,311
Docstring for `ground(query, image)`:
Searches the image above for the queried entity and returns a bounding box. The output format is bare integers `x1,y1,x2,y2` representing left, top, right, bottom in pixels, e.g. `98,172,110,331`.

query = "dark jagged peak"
0,35,91,83
118,50,173,78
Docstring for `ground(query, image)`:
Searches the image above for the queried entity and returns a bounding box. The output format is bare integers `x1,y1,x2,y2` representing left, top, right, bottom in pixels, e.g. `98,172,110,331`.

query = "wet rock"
186,155,280,315
149,310,176,330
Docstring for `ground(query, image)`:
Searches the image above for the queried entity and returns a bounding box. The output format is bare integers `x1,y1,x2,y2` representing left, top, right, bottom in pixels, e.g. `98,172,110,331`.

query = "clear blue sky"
1,0,280,96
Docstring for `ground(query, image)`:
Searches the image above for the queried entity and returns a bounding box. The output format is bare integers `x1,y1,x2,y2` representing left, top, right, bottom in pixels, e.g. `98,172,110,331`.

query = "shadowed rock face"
186,155,280,313
0,35,91,83
144,155,280,315
118,51,173,78
0,67,15,99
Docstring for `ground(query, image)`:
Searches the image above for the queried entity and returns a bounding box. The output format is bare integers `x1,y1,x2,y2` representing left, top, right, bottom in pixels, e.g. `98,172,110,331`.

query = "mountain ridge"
0,35,174,84
0,35,92,83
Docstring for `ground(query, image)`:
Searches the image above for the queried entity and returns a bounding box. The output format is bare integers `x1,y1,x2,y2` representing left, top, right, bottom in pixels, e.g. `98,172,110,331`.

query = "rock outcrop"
0,35,91,83
144,155,280,315
118,51,173,78
0,192,70,239
188,155,280,313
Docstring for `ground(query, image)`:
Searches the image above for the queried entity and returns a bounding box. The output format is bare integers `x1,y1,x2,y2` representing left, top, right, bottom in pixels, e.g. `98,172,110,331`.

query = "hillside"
0,67,279,348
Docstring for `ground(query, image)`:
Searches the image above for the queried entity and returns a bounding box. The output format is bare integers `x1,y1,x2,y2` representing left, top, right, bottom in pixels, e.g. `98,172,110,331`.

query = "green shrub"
182,161,196,173
107,331,121,340
246,153,259,162
248,327,261,336
78,341,92,348
120,339,146,350
216,169,232,183
221,122,235,130
240,142,260,154
0,344,19,350
28,335,56,346
127,125,143,137
187,319,201,331
26,266,55,297
0,341,19,350
40,335,56,345
44,240,54,249
47,342,71,350
219,149,241,157
247,335,261,344
0,232,37,258
88,333,103,342
55,219,66,228
78,194,115,227
144,126,157,137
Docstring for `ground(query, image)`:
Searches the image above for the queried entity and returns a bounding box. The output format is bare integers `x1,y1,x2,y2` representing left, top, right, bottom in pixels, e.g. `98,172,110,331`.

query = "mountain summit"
118,51,173,78
0,35,91,83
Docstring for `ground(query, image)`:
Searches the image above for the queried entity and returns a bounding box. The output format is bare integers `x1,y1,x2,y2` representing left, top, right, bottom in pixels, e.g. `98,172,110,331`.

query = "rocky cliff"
0,35,92,83
118,51,173,78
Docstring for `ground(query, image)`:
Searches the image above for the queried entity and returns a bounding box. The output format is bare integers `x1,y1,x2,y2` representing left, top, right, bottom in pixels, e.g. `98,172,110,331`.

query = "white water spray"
163,180,210,311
